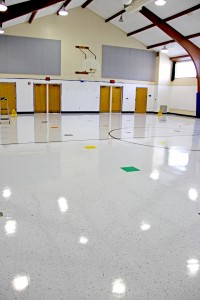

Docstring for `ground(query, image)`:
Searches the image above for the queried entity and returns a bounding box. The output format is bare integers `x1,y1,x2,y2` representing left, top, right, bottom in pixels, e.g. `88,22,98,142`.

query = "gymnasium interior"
0,0,200,299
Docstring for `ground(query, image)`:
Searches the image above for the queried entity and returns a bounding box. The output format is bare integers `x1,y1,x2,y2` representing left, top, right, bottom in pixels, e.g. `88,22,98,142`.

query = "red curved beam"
140,6,200,93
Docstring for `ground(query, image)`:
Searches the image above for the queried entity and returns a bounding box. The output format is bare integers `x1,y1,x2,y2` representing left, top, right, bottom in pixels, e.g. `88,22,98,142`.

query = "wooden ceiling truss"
0,0,64,23
29,11,38,24
127,4,200,36
82,0,94,9
105,9,126,23
147,32,200,49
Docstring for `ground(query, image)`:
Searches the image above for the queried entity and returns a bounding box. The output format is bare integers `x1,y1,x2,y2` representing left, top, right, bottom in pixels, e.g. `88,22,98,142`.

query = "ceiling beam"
105,10,126,23
147,32,200,49
164,4,200,22
82,0,94,9
140,6,200,94
147,40,174,49
127,4,200,36
127,24,154,36
170,55,191,62
188,32,200,39
29,11,38,24
0,0,63,23
57,0,72,14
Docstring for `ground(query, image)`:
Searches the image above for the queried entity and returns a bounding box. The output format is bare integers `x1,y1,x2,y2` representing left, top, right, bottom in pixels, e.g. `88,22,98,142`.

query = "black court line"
0,138,110,147
0,126,200,151
108,127,200,152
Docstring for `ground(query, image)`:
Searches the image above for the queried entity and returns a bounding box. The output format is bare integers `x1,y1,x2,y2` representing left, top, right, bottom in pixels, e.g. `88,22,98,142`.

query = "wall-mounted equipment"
75,46,100,75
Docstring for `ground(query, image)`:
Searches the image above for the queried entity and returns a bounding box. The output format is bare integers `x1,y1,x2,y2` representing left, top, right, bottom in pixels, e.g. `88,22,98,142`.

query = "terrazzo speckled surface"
0,113,200,300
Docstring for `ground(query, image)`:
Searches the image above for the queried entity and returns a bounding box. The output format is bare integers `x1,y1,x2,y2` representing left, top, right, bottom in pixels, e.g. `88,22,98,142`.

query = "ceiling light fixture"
119,14,124,22
122,0,132,9
122,0,132,5
155,0,166,6
161,45,168,53
58,7,68,16
0,0,7,12
0,26,4,34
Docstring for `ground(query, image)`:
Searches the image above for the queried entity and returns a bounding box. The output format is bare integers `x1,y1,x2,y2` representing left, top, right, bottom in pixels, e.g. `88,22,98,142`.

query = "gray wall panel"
44,40,61,75
0,35,8,73
25,38,45,75
7,36,27,74
102,45,156,81
0,35,61,75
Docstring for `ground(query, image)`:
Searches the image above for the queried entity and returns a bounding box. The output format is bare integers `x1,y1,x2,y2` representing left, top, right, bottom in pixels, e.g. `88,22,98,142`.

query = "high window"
175,61,196,78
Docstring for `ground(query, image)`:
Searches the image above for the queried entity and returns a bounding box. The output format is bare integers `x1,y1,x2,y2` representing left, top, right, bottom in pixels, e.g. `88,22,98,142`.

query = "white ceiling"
2,0,200,57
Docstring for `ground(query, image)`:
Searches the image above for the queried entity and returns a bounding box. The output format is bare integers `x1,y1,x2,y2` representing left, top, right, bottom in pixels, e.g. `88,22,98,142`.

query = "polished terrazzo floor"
0,113,200,300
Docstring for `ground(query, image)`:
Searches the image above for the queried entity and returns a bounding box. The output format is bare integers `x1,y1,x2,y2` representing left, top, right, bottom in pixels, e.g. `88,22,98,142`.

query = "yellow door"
112,87,122,112
0,82,16,114
100,86,110,112
135,88,147,113
49,84,61,113
34,84,46,113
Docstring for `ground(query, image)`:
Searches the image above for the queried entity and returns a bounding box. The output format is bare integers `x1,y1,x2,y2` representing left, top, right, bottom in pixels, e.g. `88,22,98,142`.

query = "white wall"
16,80,34,112
158,53,172,86
153,84,197,115
154,85,171,112
169,86,197,114
153,53,172,112
62,81,100,112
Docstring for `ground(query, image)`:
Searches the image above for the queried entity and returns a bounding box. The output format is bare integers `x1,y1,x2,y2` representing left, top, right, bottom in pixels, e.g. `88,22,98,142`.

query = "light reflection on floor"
0,113,200,300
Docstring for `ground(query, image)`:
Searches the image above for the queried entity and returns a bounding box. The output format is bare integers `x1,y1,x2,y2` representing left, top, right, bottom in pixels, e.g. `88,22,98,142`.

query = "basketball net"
82,58,100,74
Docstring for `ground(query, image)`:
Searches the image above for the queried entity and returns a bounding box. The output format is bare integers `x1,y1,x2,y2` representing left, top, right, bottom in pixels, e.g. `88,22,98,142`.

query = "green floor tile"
121,166,140,172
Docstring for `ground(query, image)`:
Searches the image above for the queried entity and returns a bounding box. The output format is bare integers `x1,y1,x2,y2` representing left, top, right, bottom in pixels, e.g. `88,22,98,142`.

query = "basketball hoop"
89,68,97,73
75,46,100,76
82,58,100,74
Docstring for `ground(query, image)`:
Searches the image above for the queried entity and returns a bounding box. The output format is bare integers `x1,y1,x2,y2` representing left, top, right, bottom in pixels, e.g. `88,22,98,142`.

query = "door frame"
99,85,111,113
33,83,47,113
99,85,123,113
135,87,148,113
112,86,123,113
0,82,17,113
33,83,62,113
49,83,61,113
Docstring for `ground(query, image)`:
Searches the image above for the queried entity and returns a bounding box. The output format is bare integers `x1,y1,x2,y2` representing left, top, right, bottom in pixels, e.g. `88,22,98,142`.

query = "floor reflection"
0,113,199,151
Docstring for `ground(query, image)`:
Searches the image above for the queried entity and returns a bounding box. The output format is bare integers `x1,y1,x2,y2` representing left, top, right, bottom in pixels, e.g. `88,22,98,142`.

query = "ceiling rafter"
127,4,200,36
147,32,200,49
29,11,38,24
105,9,126,23
140,6,200,93
57,0,72,14
170,55,191,62
127,24,154,36
0,0,63,23
82,0,94,9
